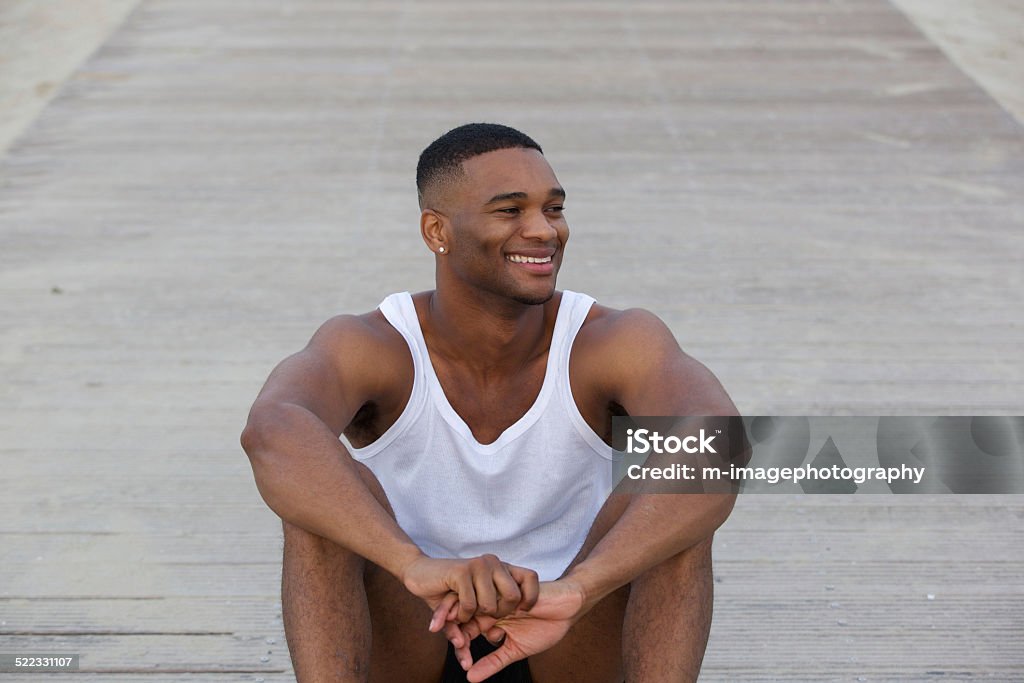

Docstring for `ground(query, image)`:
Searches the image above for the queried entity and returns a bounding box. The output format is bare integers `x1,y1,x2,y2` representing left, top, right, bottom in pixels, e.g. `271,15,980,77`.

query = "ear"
420,209,450,255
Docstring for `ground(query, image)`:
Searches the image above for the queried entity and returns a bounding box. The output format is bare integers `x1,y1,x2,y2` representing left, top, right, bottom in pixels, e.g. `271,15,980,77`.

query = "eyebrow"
484,187,566,205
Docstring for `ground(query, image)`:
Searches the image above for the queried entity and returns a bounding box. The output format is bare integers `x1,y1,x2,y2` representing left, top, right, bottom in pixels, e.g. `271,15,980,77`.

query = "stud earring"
438,247,446,253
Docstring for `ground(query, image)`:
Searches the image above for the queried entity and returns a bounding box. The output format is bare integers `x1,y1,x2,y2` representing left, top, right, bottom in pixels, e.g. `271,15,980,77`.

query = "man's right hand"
400,554,540,627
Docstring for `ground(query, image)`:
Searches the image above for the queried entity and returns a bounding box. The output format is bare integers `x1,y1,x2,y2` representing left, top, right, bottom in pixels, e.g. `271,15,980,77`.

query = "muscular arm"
241,315,538,625
453,308,742,681
563,308,740,614
240,315,423,578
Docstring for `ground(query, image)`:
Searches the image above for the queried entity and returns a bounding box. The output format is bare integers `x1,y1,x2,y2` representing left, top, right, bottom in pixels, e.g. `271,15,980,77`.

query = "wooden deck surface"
1,0,1022,680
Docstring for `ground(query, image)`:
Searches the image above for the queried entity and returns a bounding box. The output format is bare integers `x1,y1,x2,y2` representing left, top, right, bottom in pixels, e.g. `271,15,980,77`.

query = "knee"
684,534,714,563
282,520,366,576
649,534,714,584
679,534,713,571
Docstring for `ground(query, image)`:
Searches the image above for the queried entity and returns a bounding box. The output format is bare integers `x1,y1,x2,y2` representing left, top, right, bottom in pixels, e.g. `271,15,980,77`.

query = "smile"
506,255,552,264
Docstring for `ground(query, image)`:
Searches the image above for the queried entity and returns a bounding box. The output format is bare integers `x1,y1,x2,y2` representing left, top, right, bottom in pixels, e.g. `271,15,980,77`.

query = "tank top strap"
551,290,596,370
340,292,427,459
378,291,424,366
553,290,613,458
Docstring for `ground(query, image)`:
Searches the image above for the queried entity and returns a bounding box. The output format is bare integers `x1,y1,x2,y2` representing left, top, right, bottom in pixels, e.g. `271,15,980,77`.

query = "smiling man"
241,123,740,682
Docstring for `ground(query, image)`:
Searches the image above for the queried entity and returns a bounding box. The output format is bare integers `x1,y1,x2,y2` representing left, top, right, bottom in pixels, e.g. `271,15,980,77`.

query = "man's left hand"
439,580,587,681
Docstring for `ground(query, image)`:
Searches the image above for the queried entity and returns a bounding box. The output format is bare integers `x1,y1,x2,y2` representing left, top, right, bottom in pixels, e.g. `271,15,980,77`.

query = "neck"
422,286,555,375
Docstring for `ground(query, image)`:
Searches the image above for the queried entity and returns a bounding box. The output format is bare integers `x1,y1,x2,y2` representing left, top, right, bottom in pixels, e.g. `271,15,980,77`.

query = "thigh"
621,537,714,682
526,583,628,683
357,461,449,682
364,560,450,683
525,493,714,683
526,537,714,683
527,493,632,682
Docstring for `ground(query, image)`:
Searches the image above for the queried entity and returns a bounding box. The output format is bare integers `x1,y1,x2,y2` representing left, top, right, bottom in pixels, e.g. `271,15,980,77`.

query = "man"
241,123,740,682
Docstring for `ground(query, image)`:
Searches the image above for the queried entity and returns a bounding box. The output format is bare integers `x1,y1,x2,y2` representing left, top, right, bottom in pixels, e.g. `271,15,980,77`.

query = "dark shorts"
441,636,532,683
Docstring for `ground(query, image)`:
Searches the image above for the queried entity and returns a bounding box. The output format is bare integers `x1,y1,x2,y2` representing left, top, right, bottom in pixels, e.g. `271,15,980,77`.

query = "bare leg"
527,494,629,683
622,537,713,682
282,521,372,680
281,464,448,683
529,494,715,683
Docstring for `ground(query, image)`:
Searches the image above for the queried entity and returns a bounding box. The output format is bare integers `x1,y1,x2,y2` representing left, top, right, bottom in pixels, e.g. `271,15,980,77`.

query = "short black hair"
416,123,543,208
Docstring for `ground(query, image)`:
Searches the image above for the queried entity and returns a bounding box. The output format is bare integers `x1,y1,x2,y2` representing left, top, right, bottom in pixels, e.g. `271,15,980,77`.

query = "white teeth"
507,254,552,264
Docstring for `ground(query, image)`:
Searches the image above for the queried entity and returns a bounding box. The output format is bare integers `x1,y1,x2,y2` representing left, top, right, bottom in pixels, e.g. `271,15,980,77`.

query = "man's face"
442,147,569,306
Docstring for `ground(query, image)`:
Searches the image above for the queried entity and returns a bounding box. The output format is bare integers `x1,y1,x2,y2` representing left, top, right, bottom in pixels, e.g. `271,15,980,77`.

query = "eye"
496,207,520,215
546,205,565,215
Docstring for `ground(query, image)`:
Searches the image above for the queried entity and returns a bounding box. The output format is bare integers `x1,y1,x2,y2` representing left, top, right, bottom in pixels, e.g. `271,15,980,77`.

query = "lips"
505,251,556,274
506,254,552,264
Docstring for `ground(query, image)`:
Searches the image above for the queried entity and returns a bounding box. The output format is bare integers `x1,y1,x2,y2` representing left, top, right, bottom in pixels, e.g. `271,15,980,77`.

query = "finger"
468,613,497,647
485,625,506,646
456,643,473,672
444,622,474,671
471,562,500,618
442,620,466,649
466,642,520,683
429,592,459,632
461,618,482,642
444,619,481,652
452,619,484,671
493,564,522,617
453,571,478,623
506,565,540,610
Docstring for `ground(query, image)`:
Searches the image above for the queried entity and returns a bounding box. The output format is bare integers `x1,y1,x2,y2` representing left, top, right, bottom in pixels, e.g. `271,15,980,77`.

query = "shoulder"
572,302,737,416
308,308,403,355
304,306,412,398
574,303,680,363
247,302,414,433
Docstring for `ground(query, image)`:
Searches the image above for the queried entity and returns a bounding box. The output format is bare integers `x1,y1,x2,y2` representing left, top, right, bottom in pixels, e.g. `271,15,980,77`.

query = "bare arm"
241,314,539,624
240,314,423,578
562,308,740,613
453,308,743,681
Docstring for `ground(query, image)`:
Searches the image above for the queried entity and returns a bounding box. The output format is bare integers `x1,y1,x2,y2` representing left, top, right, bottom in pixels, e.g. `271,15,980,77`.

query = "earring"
438,247,446,253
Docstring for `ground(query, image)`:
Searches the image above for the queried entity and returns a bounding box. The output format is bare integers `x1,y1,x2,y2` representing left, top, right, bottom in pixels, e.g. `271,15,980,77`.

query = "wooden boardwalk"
1,1,1022,680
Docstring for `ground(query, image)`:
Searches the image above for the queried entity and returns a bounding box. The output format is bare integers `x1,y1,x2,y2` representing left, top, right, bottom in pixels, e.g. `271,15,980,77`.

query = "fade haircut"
416,123,543,209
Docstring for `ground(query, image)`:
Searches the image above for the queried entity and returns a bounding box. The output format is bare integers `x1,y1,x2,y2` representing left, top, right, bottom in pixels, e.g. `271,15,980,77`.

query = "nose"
520,207,560,242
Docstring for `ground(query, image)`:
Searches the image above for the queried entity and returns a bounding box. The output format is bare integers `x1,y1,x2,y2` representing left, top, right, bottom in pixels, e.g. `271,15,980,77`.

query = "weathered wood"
0,633,289,674
1,0,1022,679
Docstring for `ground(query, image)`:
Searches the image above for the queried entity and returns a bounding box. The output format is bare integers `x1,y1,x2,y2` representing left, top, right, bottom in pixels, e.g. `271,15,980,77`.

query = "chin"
510,288,555,306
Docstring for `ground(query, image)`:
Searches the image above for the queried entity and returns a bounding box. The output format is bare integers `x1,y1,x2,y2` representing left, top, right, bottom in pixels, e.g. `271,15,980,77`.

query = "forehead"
458,147,560,202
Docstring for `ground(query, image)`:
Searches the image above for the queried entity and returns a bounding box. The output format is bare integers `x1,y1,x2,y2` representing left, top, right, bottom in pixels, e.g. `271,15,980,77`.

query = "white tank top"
340,291,615,581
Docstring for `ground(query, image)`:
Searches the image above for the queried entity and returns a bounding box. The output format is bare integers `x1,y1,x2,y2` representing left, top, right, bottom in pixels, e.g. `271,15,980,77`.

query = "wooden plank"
0,633,288,674
0,597,281,635
2,527,1022,566
0,0,1022,678
30,677,293,683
